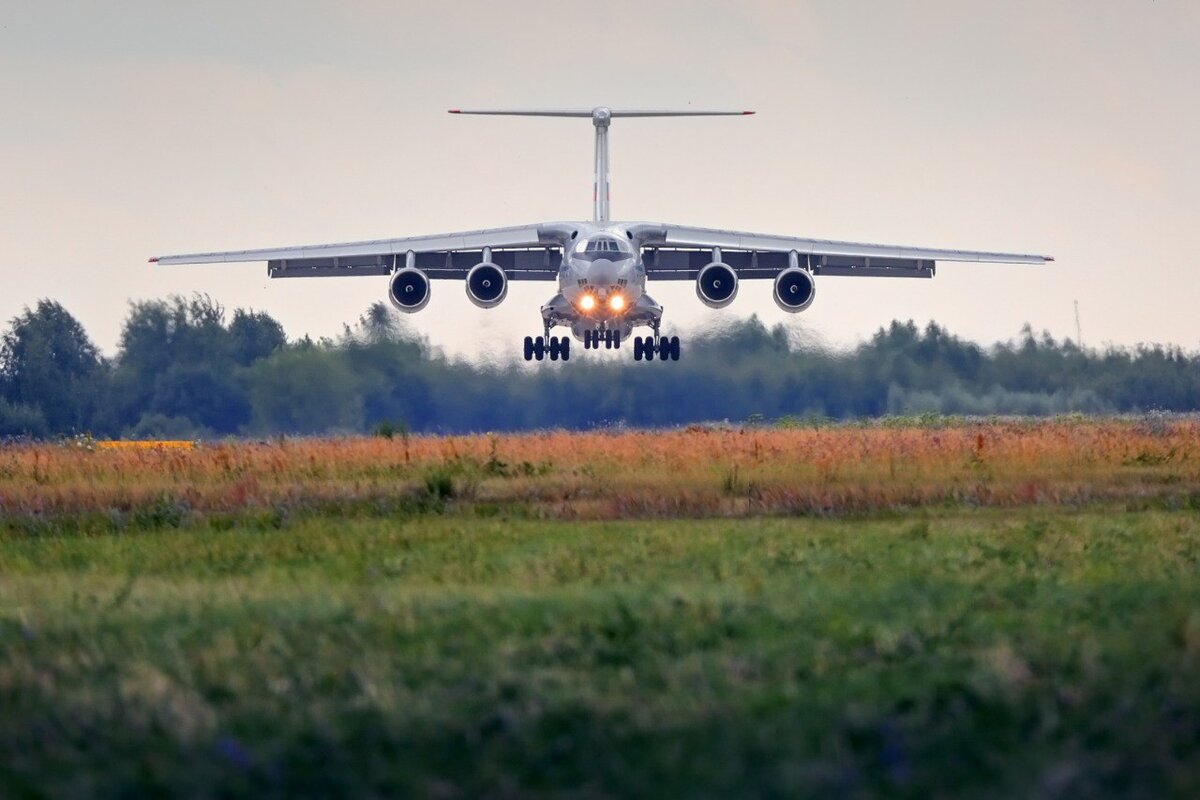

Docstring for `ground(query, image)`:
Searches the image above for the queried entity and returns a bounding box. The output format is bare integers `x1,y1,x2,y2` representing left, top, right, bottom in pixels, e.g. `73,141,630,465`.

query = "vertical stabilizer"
448,107,754,222
591,108,611,222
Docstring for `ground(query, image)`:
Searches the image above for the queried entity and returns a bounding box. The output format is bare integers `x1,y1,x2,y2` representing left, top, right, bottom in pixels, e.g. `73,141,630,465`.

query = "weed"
423,466,456,503
723,464,743,496
484,433,508,476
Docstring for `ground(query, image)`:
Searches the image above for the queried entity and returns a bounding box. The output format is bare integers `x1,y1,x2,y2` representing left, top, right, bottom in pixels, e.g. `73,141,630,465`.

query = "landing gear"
662,336,680,361
633,334,680,362
549,336,570,361
583,329,621,350
523,335,571,362
523,335,542,361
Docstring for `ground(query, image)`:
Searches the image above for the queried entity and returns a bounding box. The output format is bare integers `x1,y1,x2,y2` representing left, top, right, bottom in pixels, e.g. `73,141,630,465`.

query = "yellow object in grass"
97,440,196,450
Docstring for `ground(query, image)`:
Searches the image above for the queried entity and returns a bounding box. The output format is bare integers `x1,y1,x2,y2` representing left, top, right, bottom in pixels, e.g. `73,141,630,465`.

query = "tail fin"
449,107,754,222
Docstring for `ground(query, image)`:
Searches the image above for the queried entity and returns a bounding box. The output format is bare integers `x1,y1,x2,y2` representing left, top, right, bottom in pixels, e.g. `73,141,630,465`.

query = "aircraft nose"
587,258,620,286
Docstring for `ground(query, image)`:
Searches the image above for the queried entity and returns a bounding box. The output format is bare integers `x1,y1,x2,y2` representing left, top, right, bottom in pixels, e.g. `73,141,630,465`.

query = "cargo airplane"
153,107,1052,362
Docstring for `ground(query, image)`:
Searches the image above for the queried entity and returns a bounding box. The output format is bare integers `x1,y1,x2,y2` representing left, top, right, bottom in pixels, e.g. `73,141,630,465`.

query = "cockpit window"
575,236,632,261
583,236,629,254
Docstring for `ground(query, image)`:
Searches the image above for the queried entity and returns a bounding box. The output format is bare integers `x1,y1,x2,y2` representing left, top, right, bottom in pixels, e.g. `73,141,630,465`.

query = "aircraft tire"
560,337,570,361
534,336,545,361
670,336,681,361
613,331,621,349
523,336,534,361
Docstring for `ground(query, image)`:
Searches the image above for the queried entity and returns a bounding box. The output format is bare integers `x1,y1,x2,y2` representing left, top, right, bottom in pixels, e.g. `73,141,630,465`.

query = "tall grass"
4,420,1200,795
2,418,1198,522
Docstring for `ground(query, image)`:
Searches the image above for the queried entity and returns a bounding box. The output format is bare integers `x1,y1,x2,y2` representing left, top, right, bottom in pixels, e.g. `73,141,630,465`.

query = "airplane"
152,107,1052,363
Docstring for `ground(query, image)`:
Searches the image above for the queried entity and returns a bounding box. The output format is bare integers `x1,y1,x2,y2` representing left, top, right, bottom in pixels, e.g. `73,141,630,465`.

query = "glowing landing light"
579,293,597,312
609,294,626,312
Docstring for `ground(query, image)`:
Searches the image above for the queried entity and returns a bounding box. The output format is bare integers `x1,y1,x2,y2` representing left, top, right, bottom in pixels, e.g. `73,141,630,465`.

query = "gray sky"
2,1,1197,360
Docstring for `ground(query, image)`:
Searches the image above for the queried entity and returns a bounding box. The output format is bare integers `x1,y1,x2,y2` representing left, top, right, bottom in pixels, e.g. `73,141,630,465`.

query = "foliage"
4,297,1200,437
0,300,104,433
0,399,48,439
244,345,363,434
125,412,211,441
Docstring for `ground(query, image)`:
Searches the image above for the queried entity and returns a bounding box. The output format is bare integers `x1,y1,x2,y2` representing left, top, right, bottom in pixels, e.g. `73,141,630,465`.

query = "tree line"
1,295,1198,439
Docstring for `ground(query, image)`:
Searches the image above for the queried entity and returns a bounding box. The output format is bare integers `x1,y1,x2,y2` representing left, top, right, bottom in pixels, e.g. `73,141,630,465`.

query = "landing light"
609,294,626,312
579,294,597,312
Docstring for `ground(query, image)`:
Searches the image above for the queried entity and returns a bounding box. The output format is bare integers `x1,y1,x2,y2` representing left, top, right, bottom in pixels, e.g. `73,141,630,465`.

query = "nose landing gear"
583,329,622,350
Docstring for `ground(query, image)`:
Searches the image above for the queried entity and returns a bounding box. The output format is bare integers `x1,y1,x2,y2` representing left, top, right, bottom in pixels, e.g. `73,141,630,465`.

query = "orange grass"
2,419,1199,519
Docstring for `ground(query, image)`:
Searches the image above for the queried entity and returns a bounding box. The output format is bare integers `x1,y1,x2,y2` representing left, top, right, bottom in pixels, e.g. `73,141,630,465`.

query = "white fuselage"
559,224,644,307
540,222,662,341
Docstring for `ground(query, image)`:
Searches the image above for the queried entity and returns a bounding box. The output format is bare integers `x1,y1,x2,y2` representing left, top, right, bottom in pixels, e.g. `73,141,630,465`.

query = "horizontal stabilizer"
449,108,753,118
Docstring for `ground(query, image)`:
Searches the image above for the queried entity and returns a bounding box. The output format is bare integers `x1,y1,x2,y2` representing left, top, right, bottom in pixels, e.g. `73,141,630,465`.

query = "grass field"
3,419,1200,797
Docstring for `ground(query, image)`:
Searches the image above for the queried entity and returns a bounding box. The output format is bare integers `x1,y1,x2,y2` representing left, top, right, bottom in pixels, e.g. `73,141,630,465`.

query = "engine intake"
696,262,738,309
388,267,431,313
465,262,508,308
773,267,816,313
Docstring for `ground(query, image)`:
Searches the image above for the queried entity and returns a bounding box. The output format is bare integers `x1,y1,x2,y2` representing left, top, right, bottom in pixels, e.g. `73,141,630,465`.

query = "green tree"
0,300,104,433
229,309,287,366
105,295,284,434
0,398,48,438
246,345,364,433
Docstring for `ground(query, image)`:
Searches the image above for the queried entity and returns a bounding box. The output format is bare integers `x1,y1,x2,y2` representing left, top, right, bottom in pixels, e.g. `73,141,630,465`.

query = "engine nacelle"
465,262,508,308
696,262,738,309
388,267,431,313
773,267,816,313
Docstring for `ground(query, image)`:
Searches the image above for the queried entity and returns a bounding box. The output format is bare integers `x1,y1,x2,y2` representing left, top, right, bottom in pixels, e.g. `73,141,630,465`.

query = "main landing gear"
523,335,570,362
583,329,621,350
633,334,680,362
524,326,679,362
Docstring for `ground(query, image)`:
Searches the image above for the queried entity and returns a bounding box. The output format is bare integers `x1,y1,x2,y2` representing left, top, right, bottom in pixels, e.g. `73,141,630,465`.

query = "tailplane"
449,108,753,118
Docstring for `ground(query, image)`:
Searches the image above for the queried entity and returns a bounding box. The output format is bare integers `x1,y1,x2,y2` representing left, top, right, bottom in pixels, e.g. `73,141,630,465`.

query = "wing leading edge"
151,224,551,266
650,224,1051,264
151,223,567,281
637,223,1051,281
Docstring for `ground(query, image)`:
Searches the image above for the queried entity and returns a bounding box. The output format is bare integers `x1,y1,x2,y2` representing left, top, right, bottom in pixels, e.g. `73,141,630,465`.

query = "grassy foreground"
3,422,1200,797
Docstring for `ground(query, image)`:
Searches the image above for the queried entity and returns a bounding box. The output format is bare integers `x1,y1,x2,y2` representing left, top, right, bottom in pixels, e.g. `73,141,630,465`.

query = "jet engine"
696,262,738,309
773,266,816,313
388,267,431,313
465,261,508,308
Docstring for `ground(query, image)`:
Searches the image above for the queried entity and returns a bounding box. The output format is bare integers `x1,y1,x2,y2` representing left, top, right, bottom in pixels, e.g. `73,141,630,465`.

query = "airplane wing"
152,224,566,280
638,223,1052,280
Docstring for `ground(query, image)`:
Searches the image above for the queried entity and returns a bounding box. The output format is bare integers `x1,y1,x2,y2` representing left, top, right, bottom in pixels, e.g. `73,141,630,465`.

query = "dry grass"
3,418,1199,520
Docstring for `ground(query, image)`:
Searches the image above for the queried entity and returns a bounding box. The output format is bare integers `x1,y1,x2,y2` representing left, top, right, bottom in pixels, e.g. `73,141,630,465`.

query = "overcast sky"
2,1,1197,360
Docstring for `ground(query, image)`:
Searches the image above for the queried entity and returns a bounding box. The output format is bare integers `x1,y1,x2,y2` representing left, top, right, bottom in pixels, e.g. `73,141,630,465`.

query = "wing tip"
148,256,159,263
1045,255,1055,262
743,110,756,115
448,108,461,114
